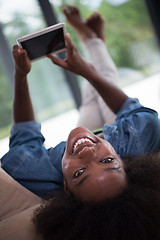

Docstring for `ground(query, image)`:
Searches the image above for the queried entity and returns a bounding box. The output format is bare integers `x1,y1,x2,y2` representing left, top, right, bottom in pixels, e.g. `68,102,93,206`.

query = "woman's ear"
63,179,68,193
64,179,73,196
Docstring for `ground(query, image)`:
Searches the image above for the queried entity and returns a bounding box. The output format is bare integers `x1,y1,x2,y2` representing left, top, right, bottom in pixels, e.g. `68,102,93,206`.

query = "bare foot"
62,5,96,42
86,12,106,42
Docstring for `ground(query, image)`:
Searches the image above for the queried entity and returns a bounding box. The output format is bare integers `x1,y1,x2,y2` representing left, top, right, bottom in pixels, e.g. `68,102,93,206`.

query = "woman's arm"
12,45,35,123
47,33,128,114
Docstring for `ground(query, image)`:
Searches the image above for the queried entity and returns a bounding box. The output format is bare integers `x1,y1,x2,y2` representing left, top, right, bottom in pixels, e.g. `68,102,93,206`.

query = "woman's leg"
85,13,118,125
84,39,117,126
63,6,117,130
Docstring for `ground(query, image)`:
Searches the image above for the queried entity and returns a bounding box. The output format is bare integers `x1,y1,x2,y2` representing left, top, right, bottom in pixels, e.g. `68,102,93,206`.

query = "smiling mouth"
72,137,95,154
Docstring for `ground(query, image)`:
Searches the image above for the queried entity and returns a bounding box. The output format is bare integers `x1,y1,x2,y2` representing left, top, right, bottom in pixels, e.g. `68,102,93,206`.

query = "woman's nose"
78,146,96,159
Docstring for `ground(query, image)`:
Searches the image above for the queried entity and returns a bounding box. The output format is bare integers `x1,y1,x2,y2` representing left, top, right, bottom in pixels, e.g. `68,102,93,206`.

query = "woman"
33,151,160,240
1,5,160,239
1,15,160,201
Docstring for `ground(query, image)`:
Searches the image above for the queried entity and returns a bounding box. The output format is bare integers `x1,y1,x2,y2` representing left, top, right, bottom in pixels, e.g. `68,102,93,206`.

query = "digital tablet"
17,23,66,61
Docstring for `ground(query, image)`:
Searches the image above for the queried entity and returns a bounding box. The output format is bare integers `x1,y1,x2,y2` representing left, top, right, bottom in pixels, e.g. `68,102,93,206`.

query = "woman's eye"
73,169,85,179
101,158,114,163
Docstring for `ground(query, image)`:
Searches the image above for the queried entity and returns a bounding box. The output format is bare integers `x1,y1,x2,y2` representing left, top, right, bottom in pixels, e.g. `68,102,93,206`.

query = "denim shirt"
1,98,160,198
1,121,66,197
103,98,160,157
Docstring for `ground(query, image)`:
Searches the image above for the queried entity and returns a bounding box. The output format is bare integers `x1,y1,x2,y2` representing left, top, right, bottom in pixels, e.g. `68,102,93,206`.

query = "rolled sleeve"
9,121,45,148
1,121,66,197
110,97,160,156
11,121,41,136
116,97,158,120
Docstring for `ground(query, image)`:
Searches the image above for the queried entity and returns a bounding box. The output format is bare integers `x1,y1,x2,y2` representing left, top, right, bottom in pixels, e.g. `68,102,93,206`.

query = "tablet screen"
20,27,66,60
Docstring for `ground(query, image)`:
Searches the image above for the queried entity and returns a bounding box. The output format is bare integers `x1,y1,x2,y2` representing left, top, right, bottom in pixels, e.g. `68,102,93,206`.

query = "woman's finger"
47,54,68,69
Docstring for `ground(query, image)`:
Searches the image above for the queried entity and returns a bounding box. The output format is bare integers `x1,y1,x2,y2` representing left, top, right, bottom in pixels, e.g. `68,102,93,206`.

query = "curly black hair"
33,151,160,240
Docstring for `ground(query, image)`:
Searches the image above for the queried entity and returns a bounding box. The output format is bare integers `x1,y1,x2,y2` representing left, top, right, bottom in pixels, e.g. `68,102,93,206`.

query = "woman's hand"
47,33,94,77
12,45,31,78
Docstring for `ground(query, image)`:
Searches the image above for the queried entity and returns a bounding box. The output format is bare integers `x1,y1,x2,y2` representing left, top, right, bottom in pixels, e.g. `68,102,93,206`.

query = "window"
0,63,12,139
0,0,77,142
51,0,160,111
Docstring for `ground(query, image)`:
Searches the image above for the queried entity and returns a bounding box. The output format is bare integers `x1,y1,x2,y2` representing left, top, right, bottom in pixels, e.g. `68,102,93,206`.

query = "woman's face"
62,127,127,202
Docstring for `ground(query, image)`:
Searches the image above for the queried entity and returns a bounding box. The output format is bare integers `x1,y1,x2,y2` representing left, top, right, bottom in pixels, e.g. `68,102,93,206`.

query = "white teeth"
73,138,93,153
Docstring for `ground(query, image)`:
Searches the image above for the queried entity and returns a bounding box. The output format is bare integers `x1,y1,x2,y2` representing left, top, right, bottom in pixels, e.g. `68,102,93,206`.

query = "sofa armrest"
0,167,41,220
0,204,42,240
